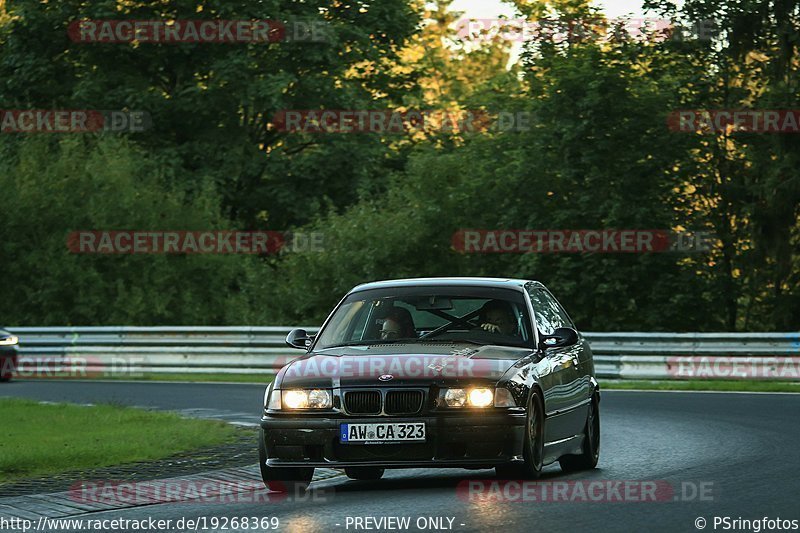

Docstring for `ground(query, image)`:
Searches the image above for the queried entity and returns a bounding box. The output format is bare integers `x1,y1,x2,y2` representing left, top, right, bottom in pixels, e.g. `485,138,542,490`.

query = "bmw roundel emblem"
378,374,394,382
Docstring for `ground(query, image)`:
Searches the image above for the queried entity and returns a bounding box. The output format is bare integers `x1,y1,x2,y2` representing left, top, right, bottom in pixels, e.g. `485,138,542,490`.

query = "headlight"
468,388,494,408
444,387,494,408
281,389,332,409
444,388,467,407
0,336,18,346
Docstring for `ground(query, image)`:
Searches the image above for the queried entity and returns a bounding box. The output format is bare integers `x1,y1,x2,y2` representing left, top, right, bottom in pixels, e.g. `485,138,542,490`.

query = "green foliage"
0,0,421,228
0,0,797,331
257,4,799,332
0,136,258,325
643,0,800,329
252,147,489,324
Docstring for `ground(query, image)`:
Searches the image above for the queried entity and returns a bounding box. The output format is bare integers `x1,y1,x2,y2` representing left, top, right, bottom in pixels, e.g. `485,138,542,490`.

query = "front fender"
497,353,547,412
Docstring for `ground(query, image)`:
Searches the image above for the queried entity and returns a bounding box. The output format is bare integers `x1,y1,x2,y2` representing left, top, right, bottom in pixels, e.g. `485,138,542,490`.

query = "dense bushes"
0,137,258,325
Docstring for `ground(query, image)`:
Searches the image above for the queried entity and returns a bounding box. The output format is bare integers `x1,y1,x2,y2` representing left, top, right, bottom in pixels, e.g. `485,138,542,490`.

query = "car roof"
350,277,544,293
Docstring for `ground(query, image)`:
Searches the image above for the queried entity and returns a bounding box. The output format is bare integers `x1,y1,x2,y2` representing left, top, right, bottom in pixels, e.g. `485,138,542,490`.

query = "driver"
477,300,518,335
379,308,416,340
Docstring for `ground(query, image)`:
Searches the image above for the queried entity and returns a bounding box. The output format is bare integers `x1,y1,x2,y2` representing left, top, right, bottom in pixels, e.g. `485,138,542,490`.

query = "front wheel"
559,394,600,472
495,390,544,479
258,429,314,493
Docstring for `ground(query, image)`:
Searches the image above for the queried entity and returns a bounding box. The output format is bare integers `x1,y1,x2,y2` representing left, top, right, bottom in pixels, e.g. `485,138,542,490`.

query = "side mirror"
540,327,579,350
286,329,312,350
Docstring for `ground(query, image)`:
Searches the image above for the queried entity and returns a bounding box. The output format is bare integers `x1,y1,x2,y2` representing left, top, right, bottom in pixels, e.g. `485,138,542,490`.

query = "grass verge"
0,398,237,482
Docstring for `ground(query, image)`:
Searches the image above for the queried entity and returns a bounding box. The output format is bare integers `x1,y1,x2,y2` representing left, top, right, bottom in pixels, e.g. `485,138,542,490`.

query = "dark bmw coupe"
259,278,599,491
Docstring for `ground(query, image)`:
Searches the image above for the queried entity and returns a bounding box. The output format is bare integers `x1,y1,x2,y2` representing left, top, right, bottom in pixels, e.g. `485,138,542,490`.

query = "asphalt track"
1,381,799,533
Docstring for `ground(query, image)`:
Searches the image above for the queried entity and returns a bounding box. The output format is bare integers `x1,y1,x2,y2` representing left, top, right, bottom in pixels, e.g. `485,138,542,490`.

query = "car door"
525,283,591,442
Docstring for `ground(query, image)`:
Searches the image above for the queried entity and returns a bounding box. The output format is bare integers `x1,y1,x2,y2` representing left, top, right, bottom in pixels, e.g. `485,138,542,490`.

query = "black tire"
0,375,10,383
344,467,384,480
559,393,600,472
258,429,314,493
495,390,544,479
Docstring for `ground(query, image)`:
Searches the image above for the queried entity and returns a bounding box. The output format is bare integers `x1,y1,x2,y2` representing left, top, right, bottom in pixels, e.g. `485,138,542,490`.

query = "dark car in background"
0,328,19,382
258,278,599,491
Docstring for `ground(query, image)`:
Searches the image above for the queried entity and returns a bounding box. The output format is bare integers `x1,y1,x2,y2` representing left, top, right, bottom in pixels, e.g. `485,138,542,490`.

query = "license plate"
339,422,425,444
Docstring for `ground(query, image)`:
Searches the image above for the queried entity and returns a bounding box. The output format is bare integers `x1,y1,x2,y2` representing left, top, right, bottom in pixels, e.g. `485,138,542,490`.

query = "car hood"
276,343,534,388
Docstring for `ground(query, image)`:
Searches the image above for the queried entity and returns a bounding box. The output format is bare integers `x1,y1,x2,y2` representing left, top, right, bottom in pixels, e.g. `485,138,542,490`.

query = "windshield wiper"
427,338,532,349
319,339,410,350
417,339,485,346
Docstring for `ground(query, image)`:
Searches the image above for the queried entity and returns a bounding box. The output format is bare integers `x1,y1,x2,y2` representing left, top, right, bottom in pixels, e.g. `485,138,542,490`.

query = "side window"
527,287,574,335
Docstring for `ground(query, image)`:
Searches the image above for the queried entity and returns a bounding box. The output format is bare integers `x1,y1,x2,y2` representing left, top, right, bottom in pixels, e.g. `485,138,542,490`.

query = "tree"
0,0,421,229
0,136,257,325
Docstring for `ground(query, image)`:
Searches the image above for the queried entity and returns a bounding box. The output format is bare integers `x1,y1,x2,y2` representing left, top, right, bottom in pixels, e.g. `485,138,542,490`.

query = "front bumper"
260,412,526,468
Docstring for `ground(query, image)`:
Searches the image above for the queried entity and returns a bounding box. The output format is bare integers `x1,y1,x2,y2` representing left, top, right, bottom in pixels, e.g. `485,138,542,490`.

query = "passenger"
477,300,518,335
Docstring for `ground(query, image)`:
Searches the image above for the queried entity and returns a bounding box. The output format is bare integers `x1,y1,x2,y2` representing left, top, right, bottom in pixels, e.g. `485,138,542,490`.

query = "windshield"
315,286,534,350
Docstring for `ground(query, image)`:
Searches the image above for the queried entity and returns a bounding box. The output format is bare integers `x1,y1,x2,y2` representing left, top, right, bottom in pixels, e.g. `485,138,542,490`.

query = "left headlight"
469,388,494,407
442,387,517,408
444,387,494,408
280,389,333,410
0,336,18,346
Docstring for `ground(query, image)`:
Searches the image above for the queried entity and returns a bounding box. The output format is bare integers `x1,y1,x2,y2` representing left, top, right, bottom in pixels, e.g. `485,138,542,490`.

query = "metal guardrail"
4,327,800,380
5,327,318,376
589,332,800,380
